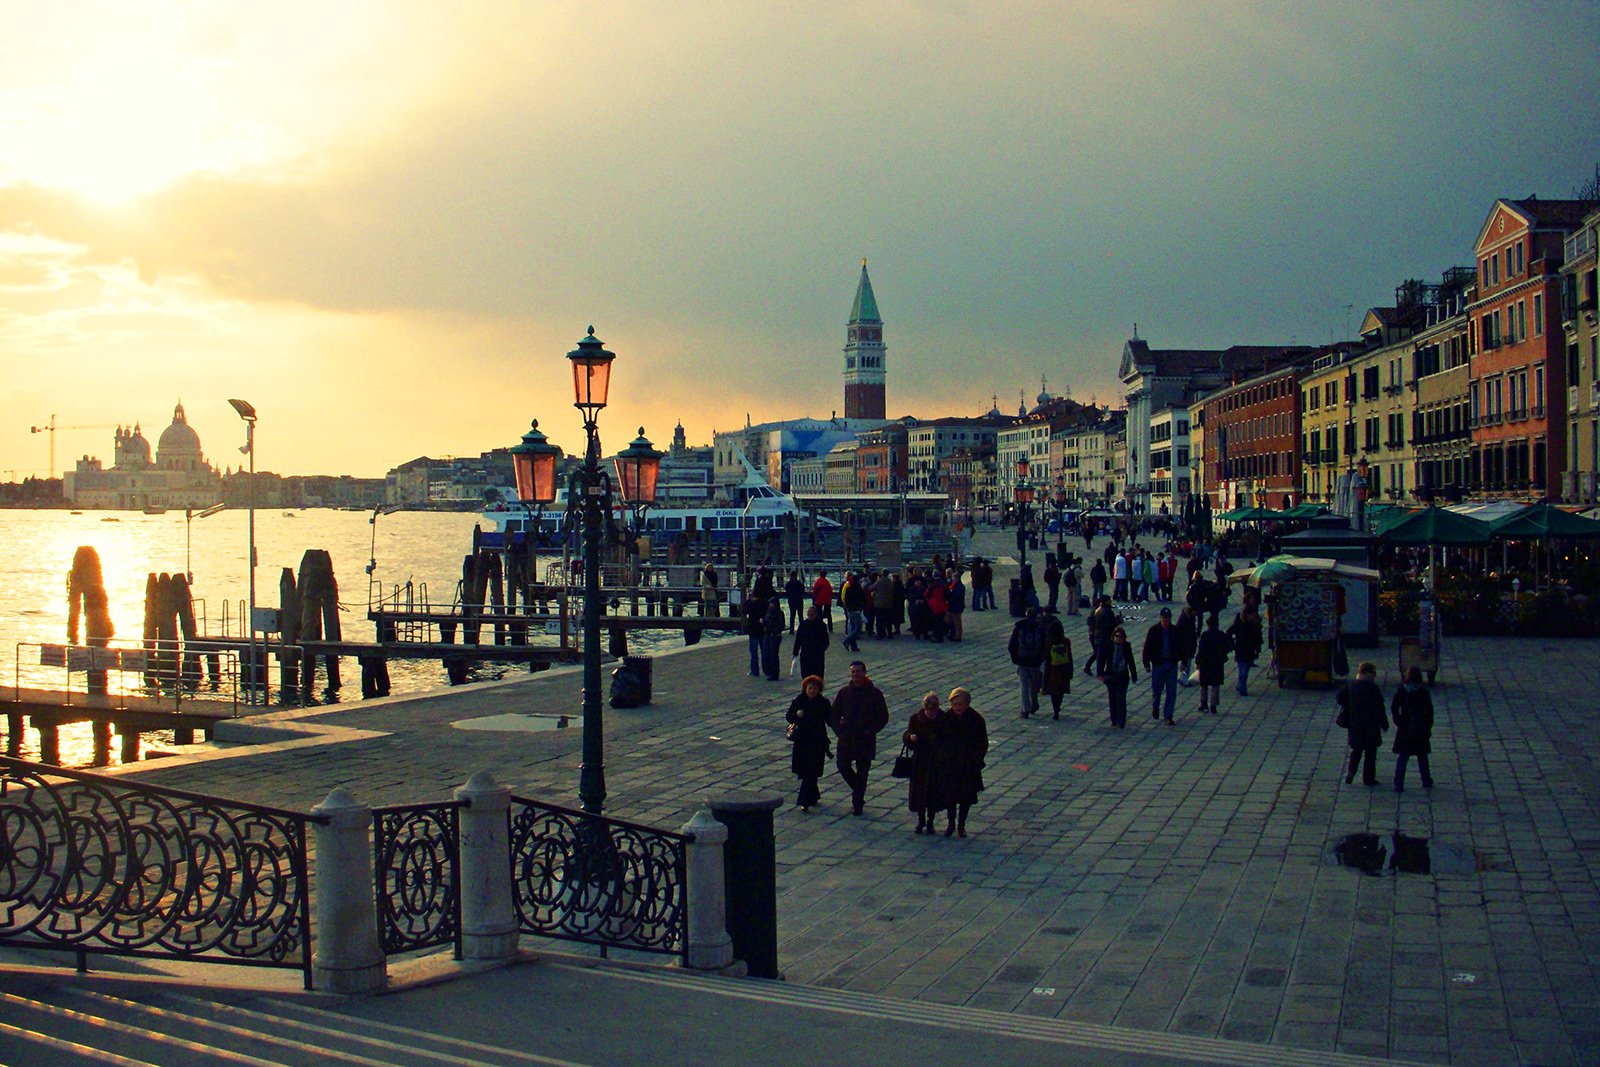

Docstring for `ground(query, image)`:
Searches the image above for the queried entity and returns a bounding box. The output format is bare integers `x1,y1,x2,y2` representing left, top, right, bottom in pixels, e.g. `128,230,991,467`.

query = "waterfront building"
905,415,1005,492
1147,405,1192,517
944,442,996,516
855,423,907,493
1466,198,1592,498
1298,344,1368,505
822,440,859,494
1120,339,1309,513
712,416,888,496
1411,271,1477,501
1196,361,1307,512
1559,207,1600,505
843,260,887,420
64,403,223,510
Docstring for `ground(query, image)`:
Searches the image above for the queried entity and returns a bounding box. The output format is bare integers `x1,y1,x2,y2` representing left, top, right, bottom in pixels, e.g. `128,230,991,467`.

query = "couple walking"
901,688,989,837
784,660,889,816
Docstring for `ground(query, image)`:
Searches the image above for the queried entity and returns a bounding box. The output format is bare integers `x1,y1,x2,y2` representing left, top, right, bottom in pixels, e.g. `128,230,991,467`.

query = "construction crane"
29,415,118,479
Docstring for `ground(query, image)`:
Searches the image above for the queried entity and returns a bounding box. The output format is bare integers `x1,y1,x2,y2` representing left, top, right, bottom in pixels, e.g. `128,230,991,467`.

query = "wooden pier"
4,687,237,764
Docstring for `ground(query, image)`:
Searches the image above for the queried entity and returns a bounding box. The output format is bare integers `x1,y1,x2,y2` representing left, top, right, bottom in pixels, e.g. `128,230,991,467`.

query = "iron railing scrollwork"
0,755,316,987
508,796,688,961
372,800,462,958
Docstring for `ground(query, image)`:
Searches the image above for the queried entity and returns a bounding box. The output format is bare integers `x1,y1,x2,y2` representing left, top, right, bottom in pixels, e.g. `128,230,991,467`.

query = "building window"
1515,241,1524,274
1492,253,1501,285
1534,293,1543,336
1517,300,1526,342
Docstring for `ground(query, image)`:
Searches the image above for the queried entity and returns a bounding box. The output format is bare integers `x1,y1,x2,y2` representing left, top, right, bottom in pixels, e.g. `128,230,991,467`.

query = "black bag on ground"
609,667,644,709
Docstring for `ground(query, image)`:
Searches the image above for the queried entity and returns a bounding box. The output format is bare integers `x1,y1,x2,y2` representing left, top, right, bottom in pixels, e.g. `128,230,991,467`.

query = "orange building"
1467,198,1594,497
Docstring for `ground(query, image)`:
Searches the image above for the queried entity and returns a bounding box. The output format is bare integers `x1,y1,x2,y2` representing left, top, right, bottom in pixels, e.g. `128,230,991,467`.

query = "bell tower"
843,259,886,420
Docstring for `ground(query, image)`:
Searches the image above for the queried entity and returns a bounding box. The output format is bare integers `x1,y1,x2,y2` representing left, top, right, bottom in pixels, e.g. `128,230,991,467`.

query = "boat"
478,452,838,550
143,506,167,515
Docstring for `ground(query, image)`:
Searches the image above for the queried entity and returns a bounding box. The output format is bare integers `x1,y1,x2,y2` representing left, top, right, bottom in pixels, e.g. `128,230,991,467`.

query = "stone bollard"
680,810,736,973
455,772,519,960
311,788,387,993
709,792,783,979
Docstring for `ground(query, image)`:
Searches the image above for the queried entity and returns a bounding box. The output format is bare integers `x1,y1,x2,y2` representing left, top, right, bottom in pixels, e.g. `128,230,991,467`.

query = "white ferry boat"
478,455,837,550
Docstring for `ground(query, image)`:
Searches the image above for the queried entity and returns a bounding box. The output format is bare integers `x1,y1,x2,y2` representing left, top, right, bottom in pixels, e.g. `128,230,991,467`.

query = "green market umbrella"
1378,506,1492,547
1219,505,1280,523
1231,554,1381,590
1280,503,1329,520
1489,503,1600,540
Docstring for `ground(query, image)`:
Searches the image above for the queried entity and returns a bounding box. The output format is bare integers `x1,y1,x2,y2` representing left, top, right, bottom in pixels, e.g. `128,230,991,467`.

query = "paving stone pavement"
111,530,1600,1067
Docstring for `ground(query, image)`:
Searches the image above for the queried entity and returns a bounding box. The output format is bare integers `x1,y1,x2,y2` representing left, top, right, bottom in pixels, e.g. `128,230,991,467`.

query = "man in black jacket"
830,660,889,815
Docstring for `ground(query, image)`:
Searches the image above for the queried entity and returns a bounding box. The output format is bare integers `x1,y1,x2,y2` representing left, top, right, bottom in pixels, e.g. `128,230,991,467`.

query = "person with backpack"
1008,606,1048,719
1041,629,1075,720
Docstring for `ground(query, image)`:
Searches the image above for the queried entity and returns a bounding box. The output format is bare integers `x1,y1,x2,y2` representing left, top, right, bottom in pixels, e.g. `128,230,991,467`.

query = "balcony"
1362,443,1380,453
1532,403,1545,419
1505,407,1527,423
1482,412,1503,426
1320,448,1338,464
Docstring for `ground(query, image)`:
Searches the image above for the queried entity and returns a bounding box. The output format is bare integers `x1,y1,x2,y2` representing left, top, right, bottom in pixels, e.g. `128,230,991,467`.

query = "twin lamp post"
508,326,661,816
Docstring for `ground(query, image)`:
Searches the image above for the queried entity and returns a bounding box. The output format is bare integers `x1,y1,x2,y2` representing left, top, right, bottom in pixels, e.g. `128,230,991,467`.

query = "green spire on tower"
849,258,880,324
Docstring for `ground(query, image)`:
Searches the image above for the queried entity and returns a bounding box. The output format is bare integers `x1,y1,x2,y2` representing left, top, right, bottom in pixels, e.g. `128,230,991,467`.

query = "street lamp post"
615,428,663,586
514,327,657,817
1014,457,1034,568
227,399,258,703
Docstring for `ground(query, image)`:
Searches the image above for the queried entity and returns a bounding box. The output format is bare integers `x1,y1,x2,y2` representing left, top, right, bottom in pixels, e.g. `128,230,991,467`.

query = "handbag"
1335,704,1349,729
890,743,914,779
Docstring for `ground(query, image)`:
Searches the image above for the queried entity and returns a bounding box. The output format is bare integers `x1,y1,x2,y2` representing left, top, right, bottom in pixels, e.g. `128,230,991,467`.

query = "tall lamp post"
615,428,663,585
227,399,258,703
518,327,658,817
1014,459,1035,569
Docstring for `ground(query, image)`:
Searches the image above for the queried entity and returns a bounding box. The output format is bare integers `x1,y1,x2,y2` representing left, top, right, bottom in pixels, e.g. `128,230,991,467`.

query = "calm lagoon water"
0,507,697,767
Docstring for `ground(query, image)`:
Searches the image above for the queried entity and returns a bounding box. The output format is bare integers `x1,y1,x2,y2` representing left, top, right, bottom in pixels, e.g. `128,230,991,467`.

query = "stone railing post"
455,771,519,960
311,788,386,993
680,809,736,973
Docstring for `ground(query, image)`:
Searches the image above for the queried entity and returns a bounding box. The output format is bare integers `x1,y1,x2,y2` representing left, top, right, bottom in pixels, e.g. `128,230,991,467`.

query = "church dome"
157,402,202,457
126,425,151,459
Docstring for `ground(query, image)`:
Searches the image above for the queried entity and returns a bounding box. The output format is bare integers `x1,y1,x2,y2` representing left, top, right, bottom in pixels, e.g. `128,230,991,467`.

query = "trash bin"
1008,578,1026,618
709,792,782,979
622,655,653,703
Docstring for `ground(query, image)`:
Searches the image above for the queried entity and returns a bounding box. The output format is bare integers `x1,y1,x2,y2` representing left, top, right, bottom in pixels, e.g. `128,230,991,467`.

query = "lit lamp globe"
1014,479,1035,507
509,419,561,504
568,326,615,418
614,428,663,506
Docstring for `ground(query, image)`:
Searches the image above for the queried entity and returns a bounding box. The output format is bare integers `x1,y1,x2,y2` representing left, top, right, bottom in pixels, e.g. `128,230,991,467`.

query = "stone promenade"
115,530,1600,1066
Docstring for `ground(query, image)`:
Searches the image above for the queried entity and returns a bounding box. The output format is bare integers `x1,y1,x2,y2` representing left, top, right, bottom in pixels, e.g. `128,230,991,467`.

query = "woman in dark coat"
941,687,989,837
1226,606,1263,696
791,605,830,682
785,675,832,812
1041,632,1074,720
1390,666,1435,793
1194,615,1233,715
903,692,949,834
1098,625,1138,728
1337,661,1389,785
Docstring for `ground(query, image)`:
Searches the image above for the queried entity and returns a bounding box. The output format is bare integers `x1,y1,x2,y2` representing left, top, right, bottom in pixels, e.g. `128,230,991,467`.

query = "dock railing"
11,640,241,717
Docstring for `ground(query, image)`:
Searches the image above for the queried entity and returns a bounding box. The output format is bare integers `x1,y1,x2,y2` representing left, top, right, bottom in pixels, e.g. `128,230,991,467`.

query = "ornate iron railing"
372,800,461,958
508,797,688,961
0,755,316,987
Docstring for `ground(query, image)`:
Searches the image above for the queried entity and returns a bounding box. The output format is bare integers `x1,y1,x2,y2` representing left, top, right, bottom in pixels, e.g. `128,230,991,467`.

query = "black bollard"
709,792,783,979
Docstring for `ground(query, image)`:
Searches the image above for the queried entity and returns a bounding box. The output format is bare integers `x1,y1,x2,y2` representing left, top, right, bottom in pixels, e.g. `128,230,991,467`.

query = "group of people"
1337,663,1436,791
1008,591,1265,728
782,660,990,835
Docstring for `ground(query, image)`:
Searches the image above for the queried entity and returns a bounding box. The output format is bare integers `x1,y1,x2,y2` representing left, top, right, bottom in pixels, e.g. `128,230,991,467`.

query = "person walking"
812,570,835,631
785,675,832,812
1041,629,1075,720
941,688,989,837
1064,557,1082,616
784,569,806,633
700,562,720,617
891,571,907,635
1008,606,1049,719
945,569,966,642
841,571,866,652
1087,595,1118,677
1194,614,1233,714
1143,554,1159,605
762,596,786,680
1043,556,1061,613
1337,661,1389,786
1112,551,1129,601
872,566,895,640
829,660,889,815
791,604,831,682
1226,605,1263,696
1175,604,1202,687
742,589,768,677
1142,607,1184,724
1089,557,1107,604
925,571,949,642
903,692,949,834
1390,666,1435,793
1098,626,1137,728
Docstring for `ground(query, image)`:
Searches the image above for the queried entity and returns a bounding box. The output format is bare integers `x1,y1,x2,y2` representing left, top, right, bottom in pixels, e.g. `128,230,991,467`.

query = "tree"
1573,162,1600,203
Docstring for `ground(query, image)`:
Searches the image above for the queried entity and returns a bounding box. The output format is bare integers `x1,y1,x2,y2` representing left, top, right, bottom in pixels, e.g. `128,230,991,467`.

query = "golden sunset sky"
3,3,1597,477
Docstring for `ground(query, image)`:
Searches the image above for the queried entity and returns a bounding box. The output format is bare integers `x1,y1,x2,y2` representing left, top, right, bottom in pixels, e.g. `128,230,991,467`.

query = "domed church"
64,402,223,510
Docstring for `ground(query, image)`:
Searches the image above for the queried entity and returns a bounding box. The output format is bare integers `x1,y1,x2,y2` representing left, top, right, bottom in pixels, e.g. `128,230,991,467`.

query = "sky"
2,2,1598,479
